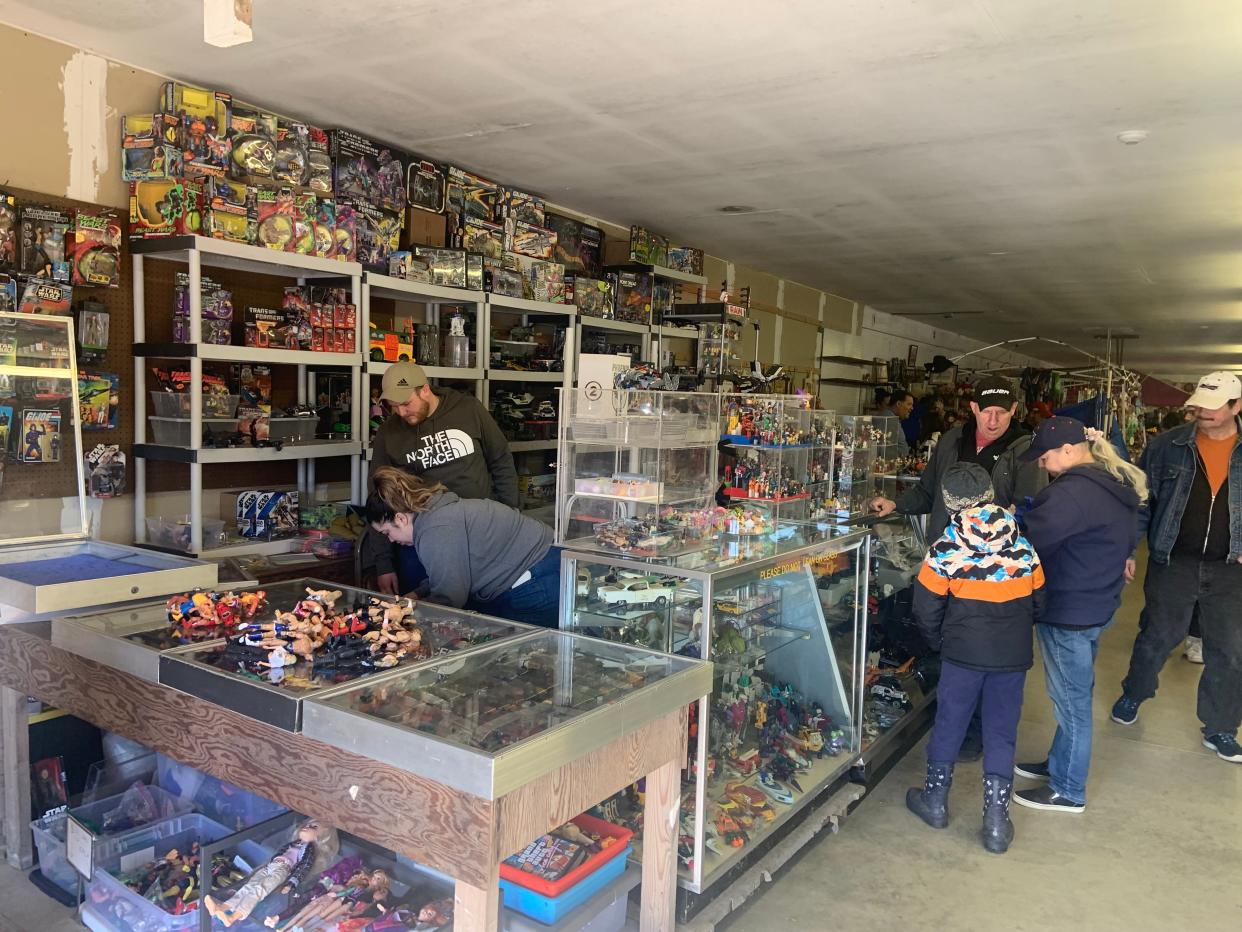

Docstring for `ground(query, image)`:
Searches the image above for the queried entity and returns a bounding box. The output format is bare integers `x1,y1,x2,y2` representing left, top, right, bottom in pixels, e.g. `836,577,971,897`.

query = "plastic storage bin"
500,814,634,897
85,814,271,932
156,754,288,832
267,417,319,444
149,416,241,446
503,866,639,932
500,844,631,924
150,391,239,419
145,516,226,552
31,785,193,893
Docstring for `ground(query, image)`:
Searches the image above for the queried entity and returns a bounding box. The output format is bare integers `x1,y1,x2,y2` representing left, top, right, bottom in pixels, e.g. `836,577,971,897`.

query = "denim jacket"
1137,419,1242,564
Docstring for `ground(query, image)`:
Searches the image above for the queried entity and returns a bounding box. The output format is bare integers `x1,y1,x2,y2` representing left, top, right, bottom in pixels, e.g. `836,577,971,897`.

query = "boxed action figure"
565,273,617,319
253,186,297,251
446,166,500,222
516,255,566,303
129,179,204,239
0,275,15,313
332,129,408,212
666,245,705,276
161,82,232,178
85,443,126,498
236,489,300,538
17,279,72,315
244,307,284,348
460,216,505,261
486,266,525,298
20,409,61,463
412,246,468,288
306,126,333,195
274,118,310,188
0,191,17,274
407,158,446,214
466,253,484,291
70,210,122,288
228,103,278,184
614,271,653,325
629,225,669,267
291,191,317,255
121,114,183,181
79,371,119,430
505,219,557,260
544,212,603,275
173,273,233,343
20,205,72,281
333,203,357,262
498,189,545,226
353,202,403,270
203,177,255,245
311,199,336,258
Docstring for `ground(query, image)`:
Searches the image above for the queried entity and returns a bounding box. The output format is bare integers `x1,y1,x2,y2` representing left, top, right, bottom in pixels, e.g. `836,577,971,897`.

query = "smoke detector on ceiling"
1116,130,1149,146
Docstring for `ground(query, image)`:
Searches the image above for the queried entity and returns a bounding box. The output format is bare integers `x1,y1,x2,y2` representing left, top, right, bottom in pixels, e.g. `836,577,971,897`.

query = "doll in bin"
204,818,339,927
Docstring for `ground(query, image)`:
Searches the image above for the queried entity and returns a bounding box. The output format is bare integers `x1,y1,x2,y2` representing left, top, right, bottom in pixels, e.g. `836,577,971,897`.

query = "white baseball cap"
1186,371,1242,409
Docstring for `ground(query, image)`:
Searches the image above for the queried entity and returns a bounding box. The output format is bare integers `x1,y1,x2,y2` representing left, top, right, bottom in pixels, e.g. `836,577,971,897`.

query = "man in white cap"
1111,371,1242,764
365,362,518,595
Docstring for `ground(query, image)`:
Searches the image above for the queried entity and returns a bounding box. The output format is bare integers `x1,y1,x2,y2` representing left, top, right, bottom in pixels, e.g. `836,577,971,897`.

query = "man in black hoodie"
365,362,518,595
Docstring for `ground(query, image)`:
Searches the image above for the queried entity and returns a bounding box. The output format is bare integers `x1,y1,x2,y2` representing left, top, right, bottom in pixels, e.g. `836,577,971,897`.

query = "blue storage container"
499,845,631,924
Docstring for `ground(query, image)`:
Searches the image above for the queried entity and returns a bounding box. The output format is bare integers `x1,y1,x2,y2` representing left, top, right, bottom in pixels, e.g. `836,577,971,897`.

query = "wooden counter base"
0,622,689,931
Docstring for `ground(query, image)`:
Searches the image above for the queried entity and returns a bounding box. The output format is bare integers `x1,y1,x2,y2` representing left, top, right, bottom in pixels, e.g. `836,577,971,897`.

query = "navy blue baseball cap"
1020,416,1088,461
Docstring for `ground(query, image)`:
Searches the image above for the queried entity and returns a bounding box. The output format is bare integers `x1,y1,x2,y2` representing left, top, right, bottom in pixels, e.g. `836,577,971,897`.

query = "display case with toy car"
0,312,216,621
718,394,839,528
555,388,722,550
559,520,870,894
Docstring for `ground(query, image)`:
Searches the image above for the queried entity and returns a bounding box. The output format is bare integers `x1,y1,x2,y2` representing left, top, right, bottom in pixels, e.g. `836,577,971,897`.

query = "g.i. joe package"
70,211,122,288
20,409,61,463
129,179,203,239
0,191,17,274
498,189,545,226
516,256,566,303
161,82,232,178
121,113,183,181
666,245,705,276
544,212,603,276
412,246,468,288
406,158,446,214
331,129,408,213
446,166,500,222
459,217,505,261
505,219,557,260
20,205,72,281
228,103,278,184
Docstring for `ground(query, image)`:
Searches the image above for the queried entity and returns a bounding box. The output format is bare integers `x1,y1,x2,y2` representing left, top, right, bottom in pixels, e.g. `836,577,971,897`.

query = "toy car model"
368,325,413,362
597,576,680,607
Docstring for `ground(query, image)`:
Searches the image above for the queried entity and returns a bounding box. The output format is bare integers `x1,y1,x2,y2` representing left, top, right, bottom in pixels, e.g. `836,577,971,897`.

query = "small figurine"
204,818,339,927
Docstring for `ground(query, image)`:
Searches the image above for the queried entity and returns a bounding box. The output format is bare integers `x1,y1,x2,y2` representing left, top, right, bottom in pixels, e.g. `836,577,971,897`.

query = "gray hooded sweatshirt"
414,490,553,608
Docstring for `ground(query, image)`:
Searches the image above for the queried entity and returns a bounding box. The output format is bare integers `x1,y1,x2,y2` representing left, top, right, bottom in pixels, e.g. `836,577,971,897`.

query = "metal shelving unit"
132,238,365,556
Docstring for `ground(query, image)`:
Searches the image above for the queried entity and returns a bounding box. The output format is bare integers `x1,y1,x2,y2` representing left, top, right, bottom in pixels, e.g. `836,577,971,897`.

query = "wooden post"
640,756,681,931
1,686,33,868
454,863,500,932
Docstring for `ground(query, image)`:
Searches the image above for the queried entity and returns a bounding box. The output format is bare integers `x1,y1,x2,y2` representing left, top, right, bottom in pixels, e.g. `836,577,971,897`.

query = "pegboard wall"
4,185,352,504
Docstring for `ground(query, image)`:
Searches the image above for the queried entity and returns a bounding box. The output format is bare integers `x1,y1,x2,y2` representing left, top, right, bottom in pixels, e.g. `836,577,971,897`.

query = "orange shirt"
1197,432,1237,496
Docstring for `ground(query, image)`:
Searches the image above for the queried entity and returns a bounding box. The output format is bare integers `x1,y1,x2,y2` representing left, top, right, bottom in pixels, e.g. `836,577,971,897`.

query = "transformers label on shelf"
332,128,410,213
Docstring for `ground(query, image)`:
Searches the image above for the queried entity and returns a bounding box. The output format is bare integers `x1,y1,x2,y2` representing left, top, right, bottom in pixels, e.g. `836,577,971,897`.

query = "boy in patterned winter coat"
905,462,1045,854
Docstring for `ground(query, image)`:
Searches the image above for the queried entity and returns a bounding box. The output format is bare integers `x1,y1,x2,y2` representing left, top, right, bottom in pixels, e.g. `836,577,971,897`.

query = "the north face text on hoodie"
405,428,477,469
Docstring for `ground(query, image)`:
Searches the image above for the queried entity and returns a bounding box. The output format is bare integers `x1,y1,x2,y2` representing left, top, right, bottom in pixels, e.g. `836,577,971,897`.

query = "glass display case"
719,394,837,527
302,629,713,799
559,524,872,893
54,577,532,731
556,389,722,551
872,414,926,502
0,312,215,620
829,415,881,523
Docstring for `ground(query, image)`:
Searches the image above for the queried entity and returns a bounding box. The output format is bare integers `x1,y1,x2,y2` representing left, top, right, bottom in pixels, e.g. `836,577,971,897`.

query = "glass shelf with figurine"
829,415,883,522
556,389,722,550
560,524,870,894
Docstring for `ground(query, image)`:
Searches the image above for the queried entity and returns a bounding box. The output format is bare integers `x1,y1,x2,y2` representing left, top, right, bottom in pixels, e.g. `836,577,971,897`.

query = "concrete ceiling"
4,0,1241,379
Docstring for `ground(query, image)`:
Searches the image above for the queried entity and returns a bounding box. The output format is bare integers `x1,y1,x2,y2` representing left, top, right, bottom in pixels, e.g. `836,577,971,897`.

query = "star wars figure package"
407,158,446,214
236,489,300,538
0,191,18,274
17,280,72,316
20,205,72,281
85,443,126,498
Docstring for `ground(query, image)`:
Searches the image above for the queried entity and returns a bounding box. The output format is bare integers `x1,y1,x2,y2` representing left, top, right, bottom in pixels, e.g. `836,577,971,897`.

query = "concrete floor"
1,567,1239,931
722,567,1242,932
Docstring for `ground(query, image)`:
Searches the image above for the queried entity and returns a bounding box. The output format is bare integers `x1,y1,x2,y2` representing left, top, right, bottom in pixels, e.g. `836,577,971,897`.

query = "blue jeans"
1036,622,1107,804
926,660,1026,779
470,547,562,629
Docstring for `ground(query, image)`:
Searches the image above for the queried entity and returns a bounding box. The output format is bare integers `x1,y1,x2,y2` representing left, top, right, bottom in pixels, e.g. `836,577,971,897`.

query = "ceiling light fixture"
1116,130,1149,146
204,0,253,48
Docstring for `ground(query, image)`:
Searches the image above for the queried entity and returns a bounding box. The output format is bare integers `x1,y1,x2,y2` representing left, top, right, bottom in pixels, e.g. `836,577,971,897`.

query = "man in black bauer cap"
871,375,1047,761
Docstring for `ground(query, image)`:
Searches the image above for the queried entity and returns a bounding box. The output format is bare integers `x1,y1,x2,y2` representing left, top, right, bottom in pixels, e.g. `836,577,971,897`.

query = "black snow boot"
906,761,953,828
981,774,1015,854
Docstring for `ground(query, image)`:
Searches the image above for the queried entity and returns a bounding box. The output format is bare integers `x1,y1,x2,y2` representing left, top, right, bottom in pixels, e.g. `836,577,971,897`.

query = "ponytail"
1084,432,1148,502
